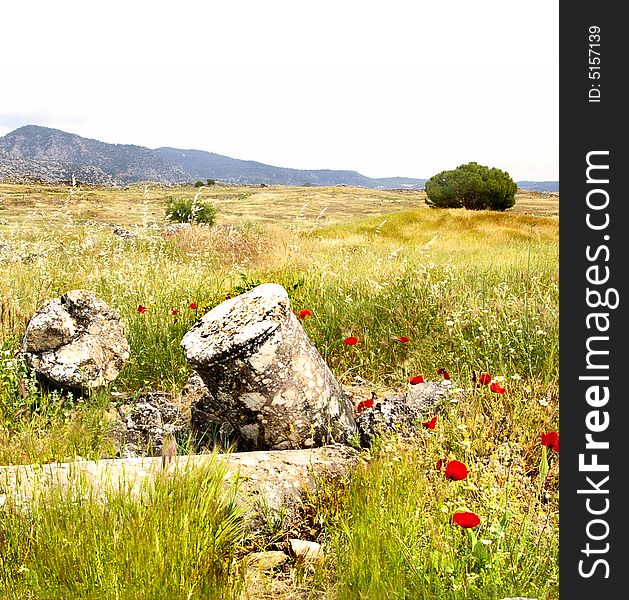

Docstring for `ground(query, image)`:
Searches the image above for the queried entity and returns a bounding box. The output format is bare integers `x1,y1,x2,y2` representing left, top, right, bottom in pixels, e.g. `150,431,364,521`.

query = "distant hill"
152,147,426,188
515,180,559,193
0,125,188,184
0,125,557,191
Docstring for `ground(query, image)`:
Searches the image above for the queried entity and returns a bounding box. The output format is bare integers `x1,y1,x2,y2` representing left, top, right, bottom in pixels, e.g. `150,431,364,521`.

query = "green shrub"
165,195,217,225
193,180,205,187
425,162,517,211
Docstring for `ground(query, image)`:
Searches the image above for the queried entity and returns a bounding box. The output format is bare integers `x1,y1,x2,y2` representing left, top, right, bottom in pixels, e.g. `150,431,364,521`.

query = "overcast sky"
0,1,558,181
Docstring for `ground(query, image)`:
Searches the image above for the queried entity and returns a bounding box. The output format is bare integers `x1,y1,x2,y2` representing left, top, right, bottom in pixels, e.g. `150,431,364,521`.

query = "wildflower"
423,416,437,429
189,303,198,310
478,372,491,385
541,431,560,453
137,305,147,314
171,308,180,316
344,336,359,346
409,375,425,385
356,398,374,414
453,512,481,528
444,460,469,481
490,382,506,394
438,368,451,380
298,308,313,319
397,336,410,343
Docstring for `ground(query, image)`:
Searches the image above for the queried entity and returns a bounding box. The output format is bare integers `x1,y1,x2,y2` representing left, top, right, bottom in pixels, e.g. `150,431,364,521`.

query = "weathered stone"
111,392,188,458
181,283,357,451
22,290,129,390
182,373,237,450
113,225,136,239
288,539,324,564
355,381,453,447
0,445,360,531
246,550,290,572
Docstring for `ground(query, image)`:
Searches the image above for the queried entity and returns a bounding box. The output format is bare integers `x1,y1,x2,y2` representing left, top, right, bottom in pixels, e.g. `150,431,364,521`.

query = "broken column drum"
22,289,130,390
181,283,357,450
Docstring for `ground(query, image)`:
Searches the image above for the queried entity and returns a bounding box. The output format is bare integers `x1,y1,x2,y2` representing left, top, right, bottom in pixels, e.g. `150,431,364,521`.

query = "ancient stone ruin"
22,289,129,390
181,283,358,451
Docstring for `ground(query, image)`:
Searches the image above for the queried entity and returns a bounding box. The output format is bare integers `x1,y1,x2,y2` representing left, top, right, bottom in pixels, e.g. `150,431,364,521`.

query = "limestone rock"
1,445,360,533
288,539,324,564
182,373,235,449
245,550,290,572
355,381,453,447
113,225,136,239
22,289,129,390
181,283,357,450
112,392,188,458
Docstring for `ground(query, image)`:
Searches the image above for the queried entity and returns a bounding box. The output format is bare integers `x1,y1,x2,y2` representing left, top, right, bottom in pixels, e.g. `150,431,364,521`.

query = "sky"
0,1,558,181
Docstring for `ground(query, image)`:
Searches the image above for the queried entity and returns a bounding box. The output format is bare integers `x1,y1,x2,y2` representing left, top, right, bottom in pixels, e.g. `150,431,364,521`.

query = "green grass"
1,454,245,600
318,434,557,599
0,182,559,599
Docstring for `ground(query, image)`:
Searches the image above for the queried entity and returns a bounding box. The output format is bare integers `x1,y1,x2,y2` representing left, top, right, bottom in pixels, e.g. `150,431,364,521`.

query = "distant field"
0,183,558,233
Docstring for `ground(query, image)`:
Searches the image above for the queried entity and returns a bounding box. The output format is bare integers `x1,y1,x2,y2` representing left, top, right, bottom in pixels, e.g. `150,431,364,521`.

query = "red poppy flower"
444,460,469,481
423,416,437,429
490,382,506,394
397,336,410,343
478,372,491,385
437,368,451,380
356,398,374,414
189,303,198,310
541,431,560,453
137,305,147,314
299,308,312,319
409,375,425,385
171,308,180,316
452,512,481,528
344,336,359,346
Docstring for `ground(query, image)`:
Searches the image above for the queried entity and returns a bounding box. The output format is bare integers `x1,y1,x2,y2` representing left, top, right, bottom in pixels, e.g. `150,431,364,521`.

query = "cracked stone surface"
110,392,189,458
181,283,357,451
354,381,453,447
22,289,129,390
0,445,360,531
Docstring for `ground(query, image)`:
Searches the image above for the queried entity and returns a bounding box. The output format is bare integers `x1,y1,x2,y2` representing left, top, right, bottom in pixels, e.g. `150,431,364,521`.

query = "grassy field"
0,182,558,599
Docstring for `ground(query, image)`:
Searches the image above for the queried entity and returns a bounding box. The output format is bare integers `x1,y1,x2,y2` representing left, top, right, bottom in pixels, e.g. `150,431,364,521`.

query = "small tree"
425,162,517,211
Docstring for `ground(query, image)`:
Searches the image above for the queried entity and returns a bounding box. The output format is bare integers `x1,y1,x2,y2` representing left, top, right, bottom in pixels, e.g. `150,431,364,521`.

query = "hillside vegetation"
0,183,558,599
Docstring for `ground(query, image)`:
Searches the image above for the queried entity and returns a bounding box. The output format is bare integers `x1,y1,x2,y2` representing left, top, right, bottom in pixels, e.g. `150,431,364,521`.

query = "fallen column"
180,283,357,450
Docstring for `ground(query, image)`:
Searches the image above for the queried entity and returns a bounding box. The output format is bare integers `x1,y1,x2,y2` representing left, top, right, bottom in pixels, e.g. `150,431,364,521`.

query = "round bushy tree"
425,162,517,211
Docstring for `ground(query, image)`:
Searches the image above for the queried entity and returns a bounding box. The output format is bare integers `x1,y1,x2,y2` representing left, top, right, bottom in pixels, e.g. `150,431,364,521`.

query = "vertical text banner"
560,1,627,596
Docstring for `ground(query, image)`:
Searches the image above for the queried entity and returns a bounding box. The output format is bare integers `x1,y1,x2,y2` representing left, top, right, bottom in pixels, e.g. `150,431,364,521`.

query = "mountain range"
0,125,559,191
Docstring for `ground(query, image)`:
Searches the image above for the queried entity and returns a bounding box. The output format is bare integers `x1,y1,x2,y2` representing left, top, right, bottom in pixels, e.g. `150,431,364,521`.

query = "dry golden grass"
0,182,558,235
